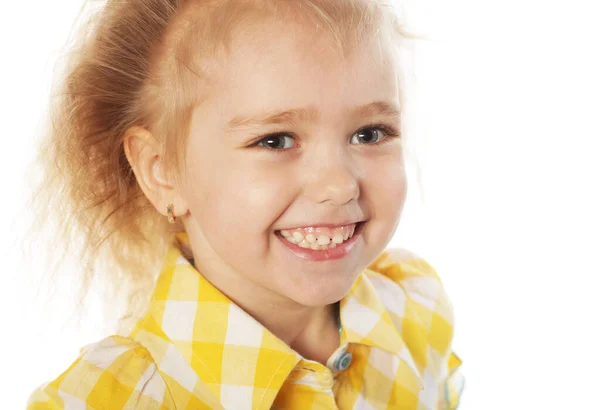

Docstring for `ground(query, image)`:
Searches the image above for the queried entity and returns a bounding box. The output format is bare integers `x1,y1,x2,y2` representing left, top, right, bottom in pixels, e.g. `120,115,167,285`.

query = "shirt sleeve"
27,335,175,410
367,248,466,409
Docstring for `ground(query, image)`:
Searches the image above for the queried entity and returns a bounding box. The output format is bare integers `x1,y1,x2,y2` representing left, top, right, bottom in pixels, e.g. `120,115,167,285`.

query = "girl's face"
180,18,406,307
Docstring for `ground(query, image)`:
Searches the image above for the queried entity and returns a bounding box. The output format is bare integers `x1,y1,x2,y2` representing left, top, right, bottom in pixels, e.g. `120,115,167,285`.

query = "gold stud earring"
166,203,176,224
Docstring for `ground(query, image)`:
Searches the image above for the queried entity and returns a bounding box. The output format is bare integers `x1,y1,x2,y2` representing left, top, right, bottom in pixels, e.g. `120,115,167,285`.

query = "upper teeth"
279,223,357,250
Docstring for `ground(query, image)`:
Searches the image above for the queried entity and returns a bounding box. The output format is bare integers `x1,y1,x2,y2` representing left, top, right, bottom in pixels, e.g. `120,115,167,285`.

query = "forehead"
207,17,400,121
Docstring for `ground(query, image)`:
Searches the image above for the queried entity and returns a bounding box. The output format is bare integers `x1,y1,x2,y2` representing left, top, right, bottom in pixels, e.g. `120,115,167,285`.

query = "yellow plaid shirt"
28,232,465,409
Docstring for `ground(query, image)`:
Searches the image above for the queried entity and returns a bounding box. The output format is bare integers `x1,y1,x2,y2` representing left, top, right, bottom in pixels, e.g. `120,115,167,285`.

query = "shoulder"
367,247,453,305
367,247,443,282
366,247,452,314
366,248,465,407
366,247,457,361
27,335,174,410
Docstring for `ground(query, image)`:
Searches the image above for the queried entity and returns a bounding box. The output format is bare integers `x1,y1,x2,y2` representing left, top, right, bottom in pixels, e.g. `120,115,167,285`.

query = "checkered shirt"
28,232,464,409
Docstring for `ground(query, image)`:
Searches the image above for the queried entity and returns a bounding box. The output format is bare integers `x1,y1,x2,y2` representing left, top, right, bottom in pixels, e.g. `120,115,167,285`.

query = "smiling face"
177,14,407,308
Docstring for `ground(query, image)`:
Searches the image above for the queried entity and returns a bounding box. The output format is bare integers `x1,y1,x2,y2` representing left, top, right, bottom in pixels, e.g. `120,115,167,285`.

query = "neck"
190,261,340,364
182,236,342,364
239,296,341,365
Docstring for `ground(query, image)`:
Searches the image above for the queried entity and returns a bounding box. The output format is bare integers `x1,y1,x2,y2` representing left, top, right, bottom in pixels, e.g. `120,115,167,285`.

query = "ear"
123,126,190,220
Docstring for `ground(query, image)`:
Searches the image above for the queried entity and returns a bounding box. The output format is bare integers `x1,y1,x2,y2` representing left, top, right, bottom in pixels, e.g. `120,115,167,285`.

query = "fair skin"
124,16,407,364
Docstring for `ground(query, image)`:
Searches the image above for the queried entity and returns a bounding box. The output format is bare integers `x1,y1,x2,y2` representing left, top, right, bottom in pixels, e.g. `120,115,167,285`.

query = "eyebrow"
226,101,401,131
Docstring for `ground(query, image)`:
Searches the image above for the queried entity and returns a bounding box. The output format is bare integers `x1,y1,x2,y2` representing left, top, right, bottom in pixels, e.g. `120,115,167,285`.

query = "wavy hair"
20,0,423,334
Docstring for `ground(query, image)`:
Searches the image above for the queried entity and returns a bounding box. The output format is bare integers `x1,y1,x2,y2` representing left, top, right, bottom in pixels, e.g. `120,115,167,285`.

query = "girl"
26,0,464,408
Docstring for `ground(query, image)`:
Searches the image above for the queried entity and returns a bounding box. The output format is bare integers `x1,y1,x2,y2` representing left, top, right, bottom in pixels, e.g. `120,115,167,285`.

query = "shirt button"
327,347,352,373
335,351,352,371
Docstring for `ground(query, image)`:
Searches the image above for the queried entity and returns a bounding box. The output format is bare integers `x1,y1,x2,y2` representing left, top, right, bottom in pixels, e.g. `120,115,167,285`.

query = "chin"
280,275,356,307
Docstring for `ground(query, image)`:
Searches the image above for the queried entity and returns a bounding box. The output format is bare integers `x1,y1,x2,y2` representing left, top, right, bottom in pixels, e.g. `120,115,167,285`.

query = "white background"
1,0,599,408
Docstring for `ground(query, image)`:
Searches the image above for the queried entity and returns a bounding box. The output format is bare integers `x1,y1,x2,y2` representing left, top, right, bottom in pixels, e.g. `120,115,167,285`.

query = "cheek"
365,153,407,207
362,155,407,246
187,153,292,241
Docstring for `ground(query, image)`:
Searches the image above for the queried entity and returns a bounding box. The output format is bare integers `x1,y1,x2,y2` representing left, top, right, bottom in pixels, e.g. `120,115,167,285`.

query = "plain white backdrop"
1,0,599,408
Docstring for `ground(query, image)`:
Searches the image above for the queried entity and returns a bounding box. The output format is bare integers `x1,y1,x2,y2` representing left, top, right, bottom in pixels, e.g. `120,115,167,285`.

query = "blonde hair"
21,0,423,334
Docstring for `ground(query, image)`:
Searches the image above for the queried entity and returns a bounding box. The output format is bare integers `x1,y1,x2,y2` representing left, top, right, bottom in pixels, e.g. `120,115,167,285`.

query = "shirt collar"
137,232,423,407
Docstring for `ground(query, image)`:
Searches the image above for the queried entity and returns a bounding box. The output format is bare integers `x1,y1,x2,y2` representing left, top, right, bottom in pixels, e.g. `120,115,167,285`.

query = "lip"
275,221,366,262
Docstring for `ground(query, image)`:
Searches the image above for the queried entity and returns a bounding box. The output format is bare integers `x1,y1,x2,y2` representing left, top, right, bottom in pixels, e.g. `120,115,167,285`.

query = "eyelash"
249,124,400,152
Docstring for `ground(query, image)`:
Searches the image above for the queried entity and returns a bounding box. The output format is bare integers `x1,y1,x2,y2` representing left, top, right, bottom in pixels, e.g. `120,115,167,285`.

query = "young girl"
26,0,464,408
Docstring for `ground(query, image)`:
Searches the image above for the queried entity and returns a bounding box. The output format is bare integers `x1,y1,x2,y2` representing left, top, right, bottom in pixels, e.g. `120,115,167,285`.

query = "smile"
277,223,358,250
275,221,366,261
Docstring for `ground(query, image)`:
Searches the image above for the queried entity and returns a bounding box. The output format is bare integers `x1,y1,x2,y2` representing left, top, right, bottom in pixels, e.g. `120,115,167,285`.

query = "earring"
166,203,176,224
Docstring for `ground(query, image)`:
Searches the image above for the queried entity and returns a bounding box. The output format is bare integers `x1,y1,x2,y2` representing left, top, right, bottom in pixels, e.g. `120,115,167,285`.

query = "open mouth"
275,221,366,252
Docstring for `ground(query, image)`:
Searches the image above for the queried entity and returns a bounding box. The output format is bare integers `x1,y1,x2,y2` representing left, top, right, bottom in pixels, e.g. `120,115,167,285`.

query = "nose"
303,151,360,206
